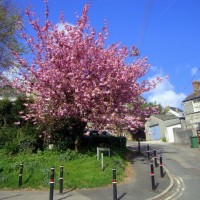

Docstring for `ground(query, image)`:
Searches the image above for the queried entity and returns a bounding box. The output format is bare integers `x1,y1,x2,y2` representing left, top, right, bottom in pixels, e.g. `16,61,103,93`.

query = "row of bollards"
18,163,64,200
147,146,165,190
50,167,118,200
18,162,117,200
17,145,163,198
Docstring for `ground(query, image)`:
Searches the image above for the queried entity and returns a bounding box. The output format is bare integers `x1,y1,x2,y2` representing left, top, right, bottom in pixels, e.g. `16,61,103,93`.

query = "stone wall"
185,112,200,128
183,100,193,115
173,128,196,145
183,100,200,129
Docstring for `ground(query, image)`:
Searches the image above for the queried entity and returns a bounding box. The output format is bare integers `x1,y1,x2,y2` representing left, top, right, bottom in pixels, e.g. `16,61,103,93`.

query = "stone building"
182,80,200,130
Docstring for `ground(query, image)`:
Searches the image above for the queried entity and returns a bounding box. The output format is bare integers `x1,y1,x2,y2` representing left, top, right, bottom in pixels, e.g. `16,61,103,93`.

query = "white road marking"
165,177,186,200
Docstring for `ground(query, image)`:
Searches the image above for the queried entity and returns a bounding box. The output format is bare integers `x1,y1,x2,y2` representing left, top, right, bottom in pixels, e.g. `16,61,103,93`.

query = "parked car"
84,130,111,137
89,130,99,136
101,130,111,136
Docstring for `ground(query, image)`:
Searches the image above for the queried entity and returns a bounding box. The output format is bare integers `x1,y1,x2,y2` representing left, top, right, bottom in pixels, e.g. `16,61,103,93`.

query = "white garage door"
166,124,181,143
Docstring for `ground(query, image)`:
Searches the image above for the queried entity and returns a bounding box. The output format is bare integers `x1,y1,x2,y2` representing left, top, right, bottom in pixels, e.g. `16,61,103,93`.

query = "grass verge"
0,149,129,190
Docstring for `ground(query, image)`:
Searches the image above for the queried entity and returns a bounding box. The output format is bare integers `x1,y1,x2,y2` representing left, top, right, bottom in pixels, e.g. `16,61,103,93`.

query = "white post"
97,147,99,160
101,153,104,171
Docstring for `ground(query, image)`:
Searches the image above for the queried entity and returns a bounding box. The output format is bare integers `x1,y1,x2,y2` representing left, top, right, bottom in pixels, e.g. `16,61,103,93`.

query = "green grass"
0,149,128,190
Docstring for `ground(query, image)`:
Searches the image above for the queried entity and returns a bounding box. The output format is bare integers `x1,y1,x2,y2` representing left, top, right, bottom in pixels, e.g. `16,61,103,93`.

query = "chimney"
192,81,200,92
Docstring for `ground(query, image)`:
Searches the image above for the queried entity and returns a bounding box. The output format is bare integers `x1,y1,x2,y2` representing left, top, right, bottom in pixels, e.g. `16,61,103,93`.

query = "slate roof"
152,114,179,121
167,106,182,113
182,91,200,102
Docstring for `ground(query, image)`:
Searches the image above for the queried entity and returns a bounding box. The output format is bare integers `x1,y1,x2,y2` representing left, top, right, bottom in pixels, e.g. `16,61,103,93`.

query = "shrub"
0,126,17,149
0,126,43,155
0,98,13,125
51,118,86,151
0,96,32,126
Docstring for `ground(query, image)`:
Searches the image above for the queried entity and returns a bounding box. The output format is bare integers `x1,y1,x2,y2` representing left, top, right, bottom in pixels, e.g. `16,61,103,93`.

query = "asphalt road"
145,141,200,200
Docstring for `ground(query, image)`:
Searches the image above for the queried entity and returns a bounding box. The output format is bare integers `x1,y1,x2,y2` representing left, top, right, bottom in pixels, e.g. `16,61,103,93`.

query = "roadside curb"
146,165,174,200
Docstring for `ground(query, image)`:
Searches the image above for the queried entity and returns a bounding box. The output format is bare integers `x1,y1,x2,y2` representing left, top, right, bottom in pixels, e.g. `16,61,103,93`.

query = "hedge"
77,135,126,151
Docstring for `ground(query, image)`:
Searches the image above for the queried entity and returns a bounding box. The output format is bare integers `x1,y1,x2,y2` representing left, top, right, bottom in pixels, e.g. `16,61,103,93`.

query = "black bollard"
137,138,141,154
49,167,55,200
153,149,158,167
112,169,117,200
59,165,64,194
150,161,156,190
138,140,140,154
159,156,164,177
147,144,150,159
18,163,23,187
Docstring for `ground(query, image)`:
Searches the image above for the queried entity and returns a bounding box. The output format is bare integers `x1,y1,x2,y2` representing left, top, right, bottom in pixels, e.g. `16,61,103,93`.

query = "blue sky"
15,0,200,109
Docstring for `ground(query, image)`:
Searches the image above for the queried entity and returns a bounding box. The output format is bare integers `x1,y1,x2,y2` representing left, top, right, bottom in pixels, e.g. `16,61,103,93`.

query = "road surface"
145,141,200,200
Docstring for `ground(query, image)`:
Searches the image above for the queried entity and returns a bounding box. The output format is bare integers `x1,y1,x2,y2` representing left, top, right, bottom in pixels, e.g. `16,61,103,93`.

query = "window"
192,99,200,112
194,123,200,130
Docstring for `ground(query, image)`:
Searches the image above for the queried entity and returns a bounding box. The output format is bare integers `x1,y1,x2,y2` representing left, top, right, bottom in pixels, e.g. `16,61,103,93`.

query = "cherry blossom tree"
10,1,162,139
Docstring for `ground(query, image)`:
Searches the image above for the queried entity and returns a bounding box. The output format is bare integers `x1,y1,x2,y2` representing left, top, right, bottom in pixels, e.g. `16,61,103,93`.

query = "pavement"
0,142,173,200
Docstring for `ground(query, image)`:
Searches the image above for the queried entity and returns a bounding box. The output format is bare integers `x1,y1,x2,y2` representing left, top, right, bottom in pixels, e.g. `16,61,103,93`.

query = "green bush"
51,118,86,151
0,126,17,148
0,96,32,126
0,98,13,125
0,126,43,155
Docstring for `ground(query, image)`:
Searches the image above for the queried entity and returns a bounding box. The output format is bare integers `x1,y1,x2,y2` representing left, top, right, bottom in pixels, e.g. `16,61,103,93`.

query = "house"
145,114,182,142
182,80,200,130
165,106,183,117
146,81,200,144
169,81,200,145
145,107,183,142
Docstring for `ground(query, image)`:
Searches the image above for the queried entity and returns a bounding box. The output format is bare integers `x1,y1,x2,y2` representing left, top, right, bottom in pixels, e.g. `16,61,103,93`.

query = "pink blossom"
7,2,162,136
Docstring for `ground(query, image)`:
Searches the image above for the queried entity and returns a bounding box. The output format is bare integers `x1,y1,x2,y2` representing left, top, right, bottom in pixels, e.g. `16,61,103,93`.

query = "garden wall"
173,128,196,145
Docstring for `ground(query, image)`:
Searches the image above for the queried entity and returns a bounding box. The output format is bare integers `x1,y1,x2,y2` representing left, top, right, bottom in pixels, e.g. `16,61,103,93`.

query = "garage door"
166,124,181,143
150,125,160,140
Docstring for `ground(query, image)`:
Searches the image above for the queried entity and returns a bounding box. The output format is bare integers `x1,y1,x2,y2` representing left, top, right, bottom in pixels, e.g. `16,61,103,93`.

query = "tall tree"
10,1,163,138
0,0,24,70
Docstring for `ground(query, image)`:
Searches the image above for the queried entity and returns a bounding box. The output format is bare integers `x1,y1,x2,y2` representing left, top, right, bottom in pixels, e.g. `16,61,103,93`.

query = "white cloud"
2,66,20,81
56,22,75,32
149,65,158,72
145,72,187,108
191,67,198,76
